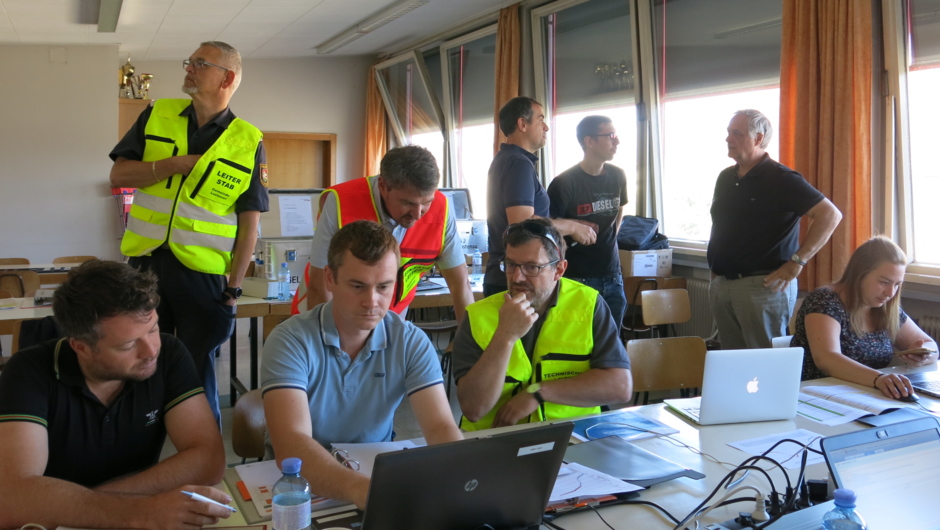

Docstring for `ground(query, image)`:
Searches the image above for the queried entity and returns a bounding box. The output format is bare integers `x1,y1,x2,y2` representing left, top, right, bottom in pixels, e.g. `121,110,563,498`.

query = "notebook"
664,347,804,425
821,416,940,529
312,422,574,530
905,370,940,399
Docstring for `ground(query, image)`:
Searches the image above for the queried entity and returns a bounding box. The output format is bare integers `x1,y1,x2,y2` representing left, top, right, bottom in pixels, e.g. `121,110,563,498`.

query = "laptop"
905,370,940,399
311,422,574,530
664,347,804,425
820,416,940,529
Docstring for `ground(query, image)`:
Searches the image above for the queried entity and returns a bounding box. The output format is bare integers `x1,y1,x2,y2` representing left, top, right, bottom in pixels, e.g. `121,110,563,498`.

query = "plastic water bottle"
471,249,483,276
822,489,867,529
278,263,291,301
272,457,311,530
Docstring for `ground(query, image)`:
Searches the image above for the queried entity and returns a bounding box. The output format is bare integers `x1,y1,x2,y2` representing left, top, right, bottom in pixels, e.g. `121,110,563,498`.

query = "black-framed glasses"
500,258,560,277
503,220,561,256
182,58,229,72
589,133,618,140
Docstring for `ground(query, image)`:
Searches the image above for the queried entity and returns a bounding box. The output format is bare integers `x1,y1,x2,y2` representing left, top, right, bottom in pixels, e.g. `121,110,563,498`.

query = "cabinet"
118,98,151,140
261,132,337,189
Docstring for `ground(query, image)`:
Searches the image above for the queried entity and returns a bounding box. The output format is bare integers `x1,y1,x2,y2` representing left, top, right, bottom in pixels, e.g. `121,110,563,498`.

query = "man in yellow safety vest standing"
453,218,632,431
109,41,268,425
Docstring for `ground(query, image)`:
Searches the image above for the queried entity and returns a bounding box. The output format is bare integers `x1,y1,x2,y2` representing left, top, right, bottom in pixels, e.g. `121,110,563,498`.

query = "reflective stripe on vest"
322,175,447,315
120,99,261,275
459,278,599,431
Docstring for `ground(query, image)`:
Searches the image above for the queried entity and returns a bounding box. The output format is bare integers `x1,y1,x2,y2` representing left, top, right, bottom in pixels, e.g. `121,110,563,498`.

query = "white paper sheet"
278,195,314,237
549,462,642,503
798,392,873,425
728,429,825,469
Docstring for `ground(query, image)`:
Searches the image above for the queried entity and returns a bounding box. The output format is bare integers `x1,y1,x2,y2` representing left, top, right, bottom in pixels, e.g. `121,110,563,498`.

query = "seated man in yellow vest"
453,218,633,430
294,146,474,322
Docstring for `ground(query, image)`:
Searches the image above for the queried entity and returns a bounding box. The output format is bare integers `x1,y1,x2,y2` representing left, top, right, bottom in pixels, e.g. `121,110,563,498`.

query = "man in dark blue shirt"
484,96,599,296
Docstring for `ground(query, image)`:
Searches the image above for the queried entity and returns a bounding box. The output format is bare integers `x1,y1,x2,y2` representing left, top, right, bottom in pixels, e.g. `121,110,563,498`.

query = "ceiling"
0,0,512,60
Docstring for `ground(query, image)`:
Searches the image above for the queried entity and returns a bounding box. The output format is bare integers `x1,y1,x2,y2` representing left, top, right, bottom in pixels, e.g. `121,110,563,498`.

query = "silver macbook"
664,347,804,425
821,416,940,529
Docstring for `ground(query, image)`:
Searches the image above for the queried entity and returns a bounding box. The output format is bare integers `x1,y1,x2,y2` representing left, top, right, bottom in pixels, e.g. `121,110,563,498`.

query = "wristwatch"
790,253,807,266
223,286,243,300
526,383,545,405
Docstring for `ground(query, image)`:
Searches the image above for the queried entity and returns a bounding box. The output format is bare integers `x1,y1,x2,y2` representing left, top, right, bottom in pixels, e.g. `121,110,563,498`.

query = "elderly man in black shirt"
708,109,842,350
0,261,231,529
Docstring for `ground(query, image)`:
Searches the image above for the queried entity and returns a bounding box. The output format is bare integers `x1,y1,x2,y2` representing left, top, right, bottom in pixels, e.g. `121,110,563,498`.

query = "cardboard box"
242,277,279,299
619,249,673,277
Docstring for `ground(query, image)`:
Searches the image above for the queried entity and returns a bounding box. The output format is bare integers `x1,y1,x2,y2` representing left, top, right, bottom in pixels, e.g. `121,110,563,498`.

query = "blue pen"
181,490,237,513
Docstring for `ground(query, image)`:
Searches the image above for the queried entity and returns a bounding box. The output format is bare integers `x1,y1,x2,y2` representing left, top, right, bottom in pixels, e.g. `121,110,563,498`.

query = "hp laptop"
311,422,574,530
664,347,804,425
820,416,940,529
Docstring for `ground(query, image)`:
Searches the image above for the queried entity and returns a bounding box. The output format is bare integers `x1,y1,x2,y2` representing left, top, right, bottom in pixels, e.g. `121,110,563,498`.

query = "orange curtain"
779,0,872,290
363,63,387,178
492,4,521,155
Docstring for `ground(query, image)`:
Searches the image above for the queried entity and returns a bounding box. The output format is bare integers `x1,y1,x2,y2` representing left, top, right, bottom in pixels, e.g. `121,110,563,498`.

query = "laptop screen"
825,419,940,529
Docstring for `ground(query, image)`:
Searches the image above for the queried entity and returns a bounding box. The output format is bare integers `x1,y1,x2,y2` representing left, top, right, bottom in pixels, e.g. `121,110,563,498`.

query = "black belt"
721,270,774,281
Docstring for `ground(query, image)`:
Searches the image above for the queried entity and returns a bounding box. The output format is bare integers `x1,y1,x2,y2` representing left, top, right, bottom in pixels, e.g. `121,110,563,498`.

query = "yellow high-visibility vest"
121,99,261,275
460,277,600,431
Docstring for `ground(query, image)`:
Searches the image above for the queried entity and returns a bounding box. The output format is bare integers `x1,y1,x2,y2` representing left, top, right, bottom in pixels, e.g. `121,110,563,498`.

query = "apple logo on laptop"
747,377,759,394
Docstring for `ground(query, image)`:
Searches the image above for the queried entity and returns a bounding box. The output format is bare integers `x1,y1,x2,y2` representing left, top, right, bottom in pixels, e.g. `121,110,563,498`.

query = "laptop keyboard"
913,379,940,397
682,405,701,422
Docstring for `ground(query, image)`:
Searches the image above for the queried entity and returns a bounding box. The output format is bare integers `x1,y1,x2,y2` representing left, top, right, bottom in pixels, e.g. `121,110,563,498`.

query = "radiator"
918,315,940,344
675,278,716,339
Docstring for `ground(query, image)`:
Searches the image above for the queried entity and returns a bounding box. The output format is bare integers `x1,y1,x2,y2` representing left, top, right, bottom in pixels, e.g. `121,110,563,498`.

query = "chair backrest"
772,335,794,348
232,389,267,460
0,258,29,265
623,276,664,307
0,290,13,298
641,288,691,326
0,271,40,298
627,336,707,392
52,256,96,264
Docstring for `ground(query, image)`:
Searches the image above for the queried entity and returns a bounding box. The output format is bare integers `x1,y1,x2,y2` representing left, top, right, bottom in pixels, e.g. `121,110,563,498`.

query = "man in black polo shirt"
708,109,842,349
0,261,231,529
485,96,599,297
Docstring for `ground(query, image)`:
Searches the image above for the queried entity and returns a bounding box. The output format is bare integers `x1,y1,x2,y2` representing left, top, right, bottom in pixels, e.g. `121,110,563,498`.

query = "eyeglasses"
500,258,560,277
503,220,561,256
182,58,229,72
589,133,618,140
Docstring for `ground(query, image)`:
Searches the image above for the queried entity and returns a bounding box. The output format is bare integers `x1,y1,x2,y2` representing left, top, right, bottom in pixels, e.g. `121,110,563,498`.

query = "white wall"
133,55,374,185
0,45,121,262
0,50,373,263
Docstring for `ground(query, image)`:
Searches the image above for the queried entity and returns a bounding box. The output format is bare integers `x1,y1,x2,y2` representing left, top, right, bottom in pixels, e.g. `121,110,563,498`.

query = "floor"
162,316,464,466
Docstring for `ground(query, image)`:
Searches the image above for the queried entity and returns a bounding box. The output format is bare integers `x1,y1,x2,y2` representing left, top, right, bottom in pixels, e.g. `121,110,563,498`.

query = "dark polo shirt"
0,334,203,488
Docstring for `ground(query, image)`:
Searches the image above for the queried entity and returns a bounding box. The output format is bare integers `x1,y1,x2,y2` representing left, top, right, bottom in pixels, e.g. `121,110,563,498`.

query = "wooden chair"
52,255,97,264
0,290,12,364
0,271,40,298
641,288,691,337
232,389,267,463
0,258,29,265
628,336,707,405
621,276,663,339
414,319,459,398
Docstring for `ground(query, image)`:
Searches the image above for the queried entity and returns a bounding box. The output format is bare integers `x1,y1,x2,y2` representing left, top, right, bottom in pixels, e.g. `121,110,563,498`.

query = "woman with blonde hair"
791,236,937,399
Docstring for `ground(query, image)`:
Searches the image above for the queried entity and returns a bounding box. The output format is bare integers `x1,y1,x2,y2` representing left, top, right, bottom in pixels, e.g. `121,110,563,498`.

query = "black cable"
586,504,617,529
548,498,682,526
673,465,779,529
733,454,793,491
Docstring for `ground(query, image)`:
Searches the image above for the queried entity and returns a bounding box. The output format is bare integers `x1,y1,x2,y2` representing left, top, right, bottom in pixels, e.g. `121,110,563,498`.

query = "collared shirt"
451,283,631,382
309,176,465,270
485,143,549,289
109,101,269,214
260,301,444,448
0,334,204,488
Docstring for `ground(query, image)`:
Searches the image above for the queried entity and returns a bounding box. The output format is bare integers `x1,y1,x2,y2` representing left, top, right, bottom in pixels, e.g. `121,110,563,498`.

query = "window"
906,0,940,265
653,0,783,244
374,52,446,184
441,26,497,217
534,0,637,217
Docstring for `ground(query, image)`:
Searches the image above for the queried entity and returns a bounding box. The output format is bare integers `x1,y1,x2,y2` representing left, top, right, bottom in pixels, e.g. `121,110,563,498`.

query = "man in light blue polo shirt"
261,220,462,510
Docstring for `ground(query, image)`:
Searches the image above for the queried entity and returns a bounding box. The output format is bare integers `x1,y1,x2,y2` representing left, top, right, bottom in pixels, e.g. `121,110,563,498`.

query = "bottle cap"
281,457,302,474
282,262,288,267
833,488,857,508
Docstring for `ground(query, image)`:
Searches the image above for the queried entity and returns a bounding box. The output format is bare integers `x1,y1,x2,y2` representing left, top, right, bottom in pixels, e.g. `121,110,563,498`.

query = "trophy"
137,74,153,99
119,56,135,98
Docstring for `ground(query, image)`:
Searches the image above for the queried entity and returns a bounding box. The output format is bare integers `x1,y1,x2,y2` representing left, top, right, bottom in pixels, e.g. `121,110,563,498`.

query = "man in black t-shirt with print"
548,115,628,325
0,261,232,529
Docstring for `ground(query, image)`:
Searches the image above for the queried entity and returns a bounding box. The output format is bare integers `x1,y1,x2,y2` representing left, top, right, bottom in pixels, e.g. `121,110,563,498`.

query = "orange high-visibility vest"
290,175,448,314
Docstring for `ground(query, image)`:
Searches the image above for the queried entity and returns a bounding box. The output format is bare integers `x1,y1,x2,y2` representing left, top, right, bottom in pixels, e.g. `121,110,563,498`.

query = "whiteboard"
259,189,324,239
